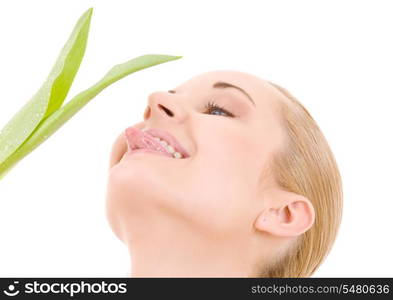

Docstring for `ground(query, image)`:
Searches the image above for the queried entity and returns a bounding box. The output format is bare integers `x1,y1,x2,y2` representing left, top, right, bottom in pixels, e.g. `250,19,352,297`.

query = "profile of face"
106,70,315,277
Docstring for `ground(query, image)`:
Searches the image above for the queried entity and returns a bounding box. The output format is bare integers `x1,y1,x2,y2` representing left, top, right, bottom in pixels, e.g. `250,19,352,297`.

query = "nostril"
143,106,151,119
158,104,174,117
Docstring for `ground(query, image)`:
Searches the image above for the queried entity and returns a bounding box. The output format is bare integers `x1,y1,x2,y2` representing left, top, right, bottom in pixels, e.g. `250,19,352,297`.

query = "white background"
0,0,392,277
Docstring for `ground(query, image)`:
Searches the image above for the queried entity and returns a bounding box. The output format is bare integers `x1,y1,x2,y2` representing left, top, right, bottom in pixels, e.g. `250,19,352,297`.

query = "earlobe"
254,194,315,238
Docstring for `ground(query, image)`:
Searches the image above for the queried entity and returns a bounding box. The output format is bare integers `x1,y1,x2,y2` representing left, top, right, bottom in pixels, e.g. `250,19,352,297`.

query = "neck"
123,216,257,277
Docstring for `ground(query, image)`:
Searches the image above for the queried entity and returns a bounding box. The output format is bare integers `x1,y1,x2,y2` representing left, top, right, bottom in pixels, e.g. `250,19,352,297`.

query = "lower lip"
124,148,173,158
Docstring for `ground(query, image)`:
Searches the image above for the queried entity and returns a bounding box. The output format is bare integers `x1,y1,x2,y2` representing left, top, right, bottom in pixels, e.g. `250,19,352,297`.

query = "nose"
144,91,188,123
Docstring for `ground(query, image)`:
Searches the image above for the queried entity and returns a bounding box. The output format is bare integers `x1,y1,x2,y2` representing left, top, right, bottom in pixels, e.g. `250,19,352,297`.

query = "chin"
107,158,170,211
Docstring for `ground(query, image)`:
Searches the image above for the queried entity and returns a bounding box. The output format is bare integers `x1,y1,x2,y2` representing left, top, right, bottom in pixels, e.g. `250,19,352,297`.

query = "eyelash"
204,100,235,118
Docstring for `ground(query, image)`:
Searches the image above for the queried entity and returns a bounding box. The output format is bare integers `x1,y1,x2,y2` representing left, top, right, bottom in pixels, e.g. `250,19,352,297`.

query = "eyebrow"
212,81,255,107
168,81,256,107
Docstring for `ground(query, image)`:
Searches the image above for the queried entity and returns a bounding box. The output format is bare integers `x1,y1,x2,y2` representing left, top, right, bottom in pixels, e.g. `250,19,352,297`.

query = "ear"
254,193,315,237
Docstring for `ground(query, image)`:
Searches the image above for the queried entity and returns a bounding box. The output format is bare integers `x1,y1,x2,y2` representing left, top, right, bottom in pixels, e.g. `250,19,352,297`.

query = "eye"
203,100,235,118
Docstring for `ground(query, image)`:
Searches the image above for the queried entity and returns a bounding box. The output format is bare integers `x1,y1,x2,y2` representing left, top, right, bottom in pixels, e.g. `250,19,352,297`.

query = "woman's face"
106,70,285,243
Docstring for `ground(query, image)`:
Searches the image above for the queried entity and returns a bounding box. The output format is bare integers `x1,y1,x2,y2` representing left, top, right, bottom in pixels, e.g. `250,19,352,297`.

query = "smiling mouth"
124,127,188,159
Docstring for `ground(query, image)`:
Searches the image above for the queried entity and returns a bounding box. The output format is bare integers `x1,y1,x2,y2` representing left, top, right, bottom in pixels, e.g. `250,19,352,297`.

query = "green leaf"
0,7,93,165
0,54,182,179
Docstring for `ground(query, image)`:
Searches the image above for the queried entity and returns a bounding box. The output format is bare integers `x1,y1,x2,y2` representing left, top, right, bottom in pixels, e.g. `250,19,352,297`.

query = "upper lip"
144,127,190,158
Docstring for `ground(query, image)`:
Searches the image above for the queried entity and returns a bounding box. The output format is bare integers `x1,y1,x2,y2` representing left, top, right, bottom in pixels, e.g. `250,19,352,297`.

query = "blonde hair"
259,81,343,277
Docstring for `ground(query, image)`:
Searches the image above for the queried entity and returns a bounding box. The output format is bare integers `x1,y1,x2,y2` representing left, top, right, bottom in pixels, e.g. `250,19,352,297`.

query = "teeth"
166,145,175,154
173,152,182,159
159,140,168,147
149,135,184,158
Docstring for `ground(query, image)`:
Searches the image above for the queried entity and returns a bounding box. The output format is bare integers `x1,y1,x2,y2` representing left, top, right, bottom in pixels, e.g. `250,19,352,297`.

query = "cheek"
201,132,260,185
180,130,262,234
177,153,257,237
178,168,254,238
